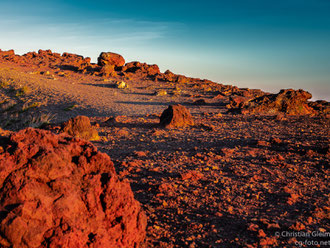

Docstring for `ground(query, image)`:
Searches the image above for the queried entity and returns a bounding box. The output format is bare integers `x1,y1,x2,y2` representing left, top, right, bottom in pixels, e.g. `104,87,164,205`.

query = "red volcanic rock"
0,128,147,248
163,70,175,82
308,100,330,115
0,49,15,58
0,49,92,72
160,104,194,128
238,89,316,115
228,95,251,108
146,64,160,76
61,52,91,71
176,75,189,83
181,170,204,181
97,52,125,67
220,148,235,157
61,115,100,141
38,49,53,56
100,64,116,76
122,62,160,78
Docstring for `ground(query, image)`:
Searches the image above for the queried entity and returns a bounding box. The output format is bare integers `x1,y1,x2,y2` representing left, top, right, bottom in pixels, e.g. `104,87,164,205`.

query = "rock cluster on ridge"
0,128,147,248
229,89,328,115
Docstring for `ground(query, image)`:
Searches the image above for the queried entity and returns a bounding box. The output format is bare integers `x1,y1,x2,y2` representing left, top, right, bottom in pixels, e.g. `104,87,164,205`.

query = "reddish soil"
0,49,329,248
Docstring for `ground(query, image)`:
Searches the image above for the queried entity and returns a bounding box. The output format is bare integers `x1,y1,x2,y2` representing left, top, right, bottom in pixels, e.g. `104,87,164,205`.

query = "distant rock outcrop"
235,89,316,115
160,104,194,128
122,61,160,79
61,115,100,141
0,128,147,248
0,49,92,72
97,52,125,67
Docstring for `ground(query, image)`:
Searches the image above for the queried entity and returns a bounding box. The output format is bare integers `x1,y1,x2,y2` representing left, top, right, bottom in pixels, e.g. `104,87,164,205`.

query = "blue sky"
1,0,329,100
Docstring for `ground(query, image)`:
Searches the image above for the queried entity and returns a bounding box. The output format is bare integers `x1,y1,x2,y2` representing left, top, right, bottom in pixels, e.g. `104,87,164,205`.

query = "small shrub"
28,113,55,128
0,79,11,88
63,104,77,111
21,102,41,112
15,86,30,97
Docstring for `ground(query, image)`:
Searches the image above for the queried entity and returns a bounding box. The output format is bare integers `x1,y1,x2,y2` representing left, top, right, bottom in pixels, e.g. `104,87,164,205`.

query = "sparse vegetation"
20,101,41,112
0,78,11,88
64,104,78,111
28,113,55,128
15,85,30,97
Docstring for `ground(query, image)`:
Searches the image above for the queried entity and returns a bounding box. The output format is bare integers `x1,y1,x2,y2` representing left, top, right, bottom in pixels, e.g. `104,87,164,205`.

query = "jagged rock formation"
233,89,317,115
0,128,147,248
0,49,93,72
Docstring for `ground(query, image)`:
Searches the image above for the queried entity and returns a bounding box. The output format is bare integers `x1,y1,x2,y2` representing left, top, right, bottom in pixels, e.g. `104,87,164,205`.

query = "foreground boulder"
236,89,316,115
160,104,194,128
97,52,125,67
61,115,100,141
0,128,147,248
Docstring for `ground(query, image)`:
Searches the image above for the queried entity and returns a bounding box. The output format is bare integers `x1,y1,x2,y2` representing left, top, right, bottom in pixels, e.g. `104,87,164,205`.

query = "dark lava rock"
0,128,147,248
160,104,194,128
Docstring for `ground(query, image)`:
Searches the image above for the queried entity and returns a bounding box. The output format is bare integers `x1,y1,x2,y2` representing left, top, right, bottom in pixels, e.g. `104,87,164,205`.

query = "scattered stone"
116,81,128,89
220,148,235,157
181,170,204,181
61,115,100,141
160,104,194,128
0,128,147,248
270,137,282,145
134,151,148,157
199,123,215,131
192,99,207,105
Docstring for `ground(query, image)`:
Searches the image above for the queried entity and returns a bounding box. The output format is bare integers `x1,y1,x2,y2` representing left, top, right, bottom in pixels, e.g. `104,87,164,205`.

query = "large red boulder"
97,52,125,67
160,104,194,128
0,128,147,248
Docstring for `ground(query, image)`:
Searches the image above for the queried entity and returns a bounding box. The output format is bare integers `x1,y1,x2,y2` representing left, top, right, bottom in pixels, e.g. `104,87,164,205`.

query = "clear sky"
1,0,329,100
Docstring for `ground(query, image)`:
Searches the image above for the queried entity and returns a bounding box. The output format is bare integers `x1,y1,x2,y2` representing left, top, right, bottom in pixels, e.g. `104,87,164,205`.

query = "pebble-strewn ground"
93,114,329,247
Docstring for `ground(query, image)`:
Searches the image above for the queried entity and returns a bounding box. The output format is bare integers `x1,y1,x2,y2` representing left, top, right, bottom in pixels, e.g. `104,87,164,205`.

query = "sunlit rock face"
0,128,147,248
